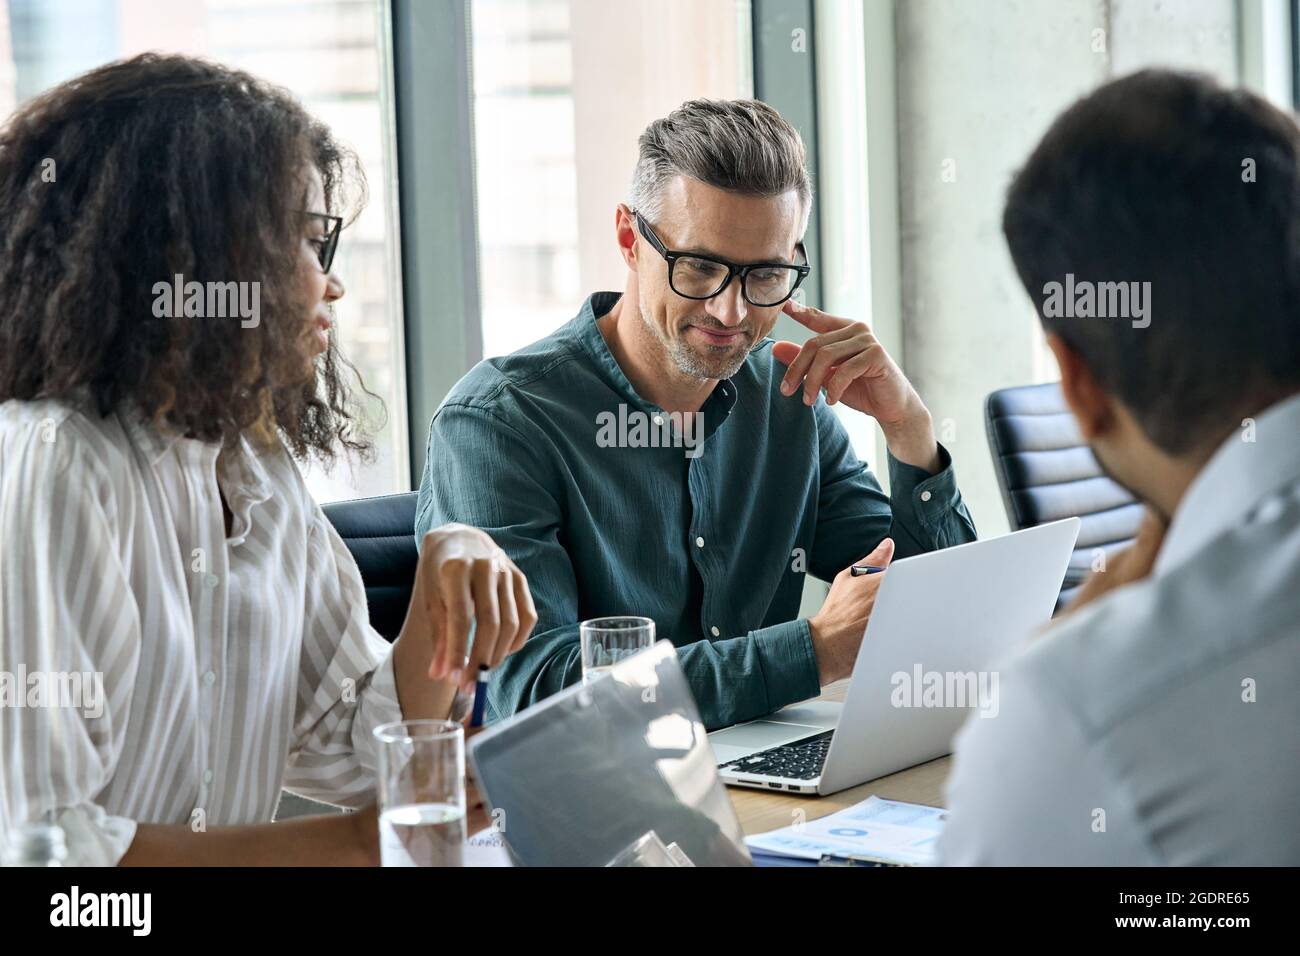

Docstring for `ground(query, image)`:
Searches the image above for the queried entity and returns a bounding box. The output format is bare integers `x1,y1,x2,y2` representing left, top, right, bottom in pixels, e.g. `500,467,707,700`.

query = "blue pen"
850,564,886,576
469,664,490,728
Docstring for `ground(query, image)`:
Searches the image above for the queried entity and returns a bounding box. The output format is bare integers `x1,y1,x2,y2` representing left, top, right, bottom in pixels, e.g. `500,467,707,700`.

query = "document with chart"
745,797,946,866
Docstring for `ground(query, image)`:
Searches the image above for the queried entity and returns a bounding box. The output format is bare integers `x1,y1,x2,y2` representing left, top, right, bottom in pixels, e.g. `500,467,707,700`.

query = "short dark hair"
0,53,376,464
1003,69,1300,456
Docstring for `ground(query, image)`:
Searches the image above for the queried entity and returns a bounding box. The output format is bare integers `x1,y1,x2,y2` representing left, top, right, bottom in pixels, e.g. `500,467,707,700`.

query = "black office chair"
985,383,1142,612
322,492,419,641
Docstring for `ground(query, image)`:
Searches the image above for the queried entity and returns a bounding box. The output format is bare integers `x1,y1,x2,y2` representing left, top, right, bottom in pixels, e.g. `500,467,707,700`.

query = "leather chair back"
322,492,419,641
985,383,1142,610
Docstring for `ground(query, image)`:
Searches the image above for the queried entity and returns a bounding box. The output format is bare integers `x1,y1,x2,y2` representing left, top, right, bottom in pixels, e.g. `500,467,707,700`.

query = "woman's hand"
393,524,537,717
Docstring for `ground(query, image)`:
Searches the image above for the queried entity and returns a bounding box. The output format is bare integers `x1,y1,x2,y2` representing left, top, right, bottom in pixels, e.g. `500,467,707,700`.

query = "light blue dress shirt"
939,392,1300,865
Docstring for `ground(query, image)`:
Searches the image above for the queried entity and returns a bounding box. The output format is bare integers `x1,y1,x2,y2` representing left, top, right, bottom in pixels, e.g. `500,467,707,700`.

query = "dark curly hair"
0,52,378,464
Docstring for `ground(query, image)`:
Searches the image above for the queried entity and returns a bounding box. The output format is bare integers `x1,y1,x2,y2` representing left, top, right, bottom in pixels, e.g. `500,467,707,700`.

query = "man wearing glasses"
415,99,976,729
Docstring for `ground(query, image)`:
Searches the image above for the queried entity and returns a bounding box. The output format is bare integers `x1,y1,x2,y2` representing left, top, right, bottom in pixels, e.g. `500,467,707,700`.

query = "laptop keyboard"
718,730,834,780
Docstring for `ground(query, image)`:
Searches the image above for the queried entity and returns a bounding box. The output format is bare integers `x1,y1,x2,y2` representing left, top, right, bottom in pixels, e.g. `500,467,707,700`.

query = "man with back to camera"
939,70,1300,865
416,99,976,730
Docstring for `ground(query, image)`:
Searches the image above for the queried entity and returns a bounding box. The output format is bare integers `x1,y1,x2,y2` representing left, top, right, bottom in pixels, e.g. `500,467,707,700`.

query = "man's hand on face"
808,537,895,685
773,300,942,473
1060,507,1167,616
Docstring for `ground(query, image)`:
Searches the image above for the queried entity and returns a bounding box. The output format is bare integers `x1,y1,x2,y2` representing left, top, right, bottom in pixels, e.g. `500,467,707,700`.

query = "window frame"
391,0,484,487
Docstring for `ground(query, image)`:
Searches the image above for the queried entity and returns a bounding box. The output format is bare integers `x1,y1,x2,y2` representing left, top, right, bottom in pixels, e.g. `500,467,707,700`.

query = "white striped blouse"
0,398,403,865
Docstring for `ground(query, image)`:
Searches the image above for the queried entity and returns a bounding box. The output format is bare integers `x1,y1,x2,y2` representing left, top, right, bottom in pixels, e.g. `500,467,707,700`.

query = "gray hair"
629,98,813,228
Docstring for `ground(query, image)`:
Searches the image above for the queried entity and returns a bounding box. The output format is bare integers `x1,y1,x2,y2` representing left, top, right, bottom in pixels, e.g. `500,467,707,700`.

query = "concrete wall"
894,0,1239,535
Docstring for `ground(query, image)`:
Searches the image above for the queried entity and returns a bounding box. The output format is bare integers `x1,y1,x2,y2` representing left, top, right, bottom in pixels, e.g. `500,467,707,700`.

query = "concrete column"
894,0,1238,534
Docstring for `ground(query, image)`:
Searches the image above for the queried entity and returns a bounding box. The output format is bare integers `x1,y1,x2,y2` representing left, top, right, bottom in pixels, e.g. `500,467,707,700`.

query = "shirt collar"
572,291,741,440
1155,391,1300,575
219,435,274,506
573,291,655,412
118,405,273,506
119,406,183,467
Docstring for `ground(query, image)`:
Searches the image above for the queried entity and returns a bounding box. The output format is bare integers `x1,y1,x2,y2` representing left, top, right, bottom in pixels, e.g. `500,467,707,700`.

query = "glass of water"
580,616,655,684
373,719,465,867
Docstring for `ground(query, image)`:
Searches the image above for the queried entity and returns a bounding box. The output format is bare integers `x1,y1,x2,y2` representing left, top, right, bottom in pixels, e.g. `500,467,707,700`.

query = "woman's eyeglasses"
301,211,343,274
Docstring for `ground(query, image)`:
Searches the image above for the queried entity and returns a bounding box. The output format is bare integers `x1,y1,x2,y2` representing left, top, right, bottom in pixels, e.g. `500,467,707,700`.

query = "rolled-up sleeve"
0,416,142,866
283,504,404,807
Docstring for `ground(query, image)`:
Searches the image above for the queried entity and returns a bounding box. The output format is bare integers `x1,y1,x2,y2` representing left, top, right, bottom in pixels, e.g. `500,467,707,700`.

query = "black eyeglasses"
634,210,810,307
301,211,343,274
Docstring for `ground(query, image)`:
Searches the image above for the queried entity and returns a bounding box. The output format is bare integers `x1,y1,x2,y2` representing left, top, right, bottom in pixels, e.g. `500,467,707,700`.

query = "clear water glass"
373,719,466,867
580,616,655,684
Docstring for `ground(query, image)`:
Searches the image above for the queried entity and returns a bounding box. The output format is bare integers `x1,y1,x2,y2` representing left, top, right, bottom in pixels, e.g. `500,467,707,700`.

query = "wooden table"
727,680,953,836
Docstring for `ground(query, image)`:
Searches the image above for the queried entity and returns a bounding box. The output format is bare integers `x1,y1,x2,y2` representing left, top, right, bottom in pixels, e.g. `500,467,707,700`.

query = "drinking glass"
580,616,655,684
373,719,465,867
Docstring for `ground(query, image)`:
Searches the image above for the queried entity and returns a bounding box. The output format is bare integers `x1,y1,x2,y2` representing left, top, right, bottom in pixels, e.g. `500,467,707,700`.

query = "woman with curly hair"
0,53,536,865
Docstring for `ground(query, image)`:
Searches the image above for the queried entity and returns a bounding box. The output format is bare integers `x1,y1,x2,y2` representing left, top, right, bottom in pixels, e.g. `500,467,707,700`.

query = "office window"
0,0,408,503
469,0,753,359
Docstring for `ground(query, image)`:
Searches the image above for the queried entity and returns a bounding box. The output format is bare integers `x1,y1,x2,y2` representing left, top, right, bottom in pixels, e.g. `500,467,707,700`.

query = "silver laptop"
709,518,1081,795
468,640,752,866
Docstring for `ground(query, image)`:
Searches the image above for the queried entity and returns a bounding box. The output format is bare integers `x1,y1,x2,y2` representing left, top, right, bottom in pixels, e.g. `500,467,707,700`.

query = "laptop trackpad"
708,718,830,765
767,700,842,731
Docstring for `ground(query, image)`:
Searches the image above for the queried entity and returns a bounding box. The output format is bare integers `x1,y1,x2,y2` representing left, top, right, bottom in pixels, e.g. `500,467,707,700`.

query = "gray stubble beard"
635,287,751,382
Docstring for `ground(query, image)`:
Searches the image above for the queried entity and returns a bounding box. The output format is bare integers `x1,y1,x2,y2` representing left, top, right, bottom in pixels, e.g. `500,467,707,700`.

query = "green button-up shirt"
415,292,977,729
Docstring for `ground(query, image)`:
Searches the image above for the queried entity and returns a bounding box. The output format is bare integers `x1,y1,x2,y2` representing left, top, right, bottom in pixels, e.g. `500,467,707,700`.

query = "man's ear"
615,203,637,270
1045,332,1115,442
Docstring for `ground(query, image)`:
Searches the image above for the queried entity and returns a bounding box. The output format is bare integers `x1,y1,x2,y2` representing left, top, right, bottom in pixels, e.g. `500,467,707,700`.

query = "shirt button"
710,626,721,637
202,671,216,687
204,573,220,588
695,536,705,549
653,415,664,426
203,769,213,785
920,490,932,502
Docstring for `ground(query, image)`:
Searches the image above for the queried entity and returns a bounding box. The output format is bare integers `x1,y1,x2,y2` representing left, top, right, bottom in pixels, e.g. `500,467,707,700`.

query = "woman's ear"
1046,331,1115,442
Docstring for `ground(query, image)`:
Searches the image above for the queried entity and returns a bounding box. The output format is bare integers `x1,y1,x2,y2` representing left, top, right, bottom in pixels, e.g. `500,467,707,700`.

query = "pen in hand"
469,664,490,728
850,565,886,577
